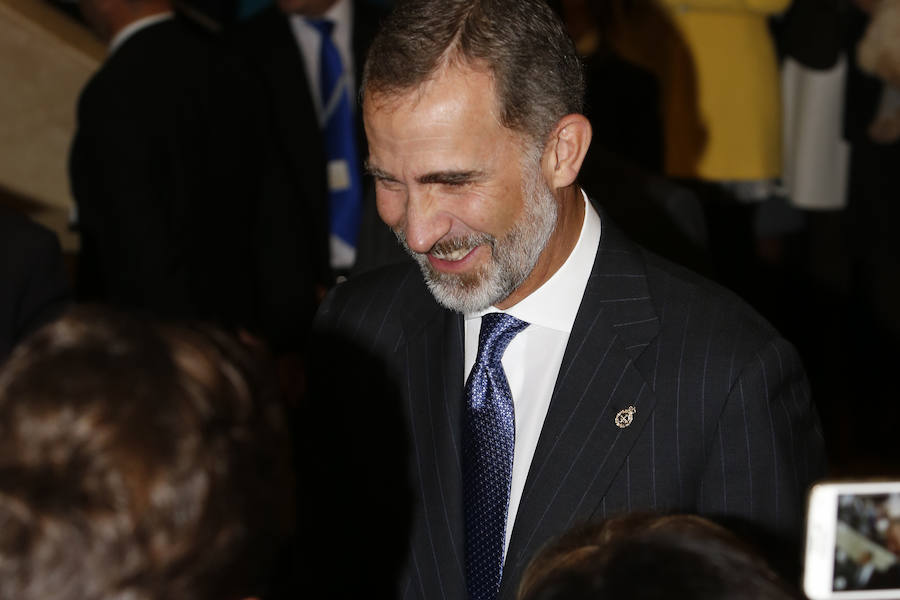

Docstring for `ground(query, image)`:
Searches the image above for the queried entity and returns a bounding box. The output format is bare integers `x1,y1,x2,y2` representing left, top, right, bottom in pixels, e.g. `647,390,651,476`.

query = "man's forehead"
364,60,500,121
362,61,537,180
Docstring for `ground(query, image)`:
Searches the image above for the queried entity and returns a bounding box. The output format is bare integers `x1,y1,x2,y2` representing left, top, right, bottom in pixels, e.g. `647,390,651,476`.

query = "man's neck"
494,184,585,310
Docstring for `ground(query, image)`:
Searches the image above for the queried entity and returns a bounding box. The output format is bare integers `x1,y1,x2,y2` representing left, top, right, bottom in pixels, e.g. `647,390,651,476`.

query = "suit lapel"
499,214,662,598
401,305,468,599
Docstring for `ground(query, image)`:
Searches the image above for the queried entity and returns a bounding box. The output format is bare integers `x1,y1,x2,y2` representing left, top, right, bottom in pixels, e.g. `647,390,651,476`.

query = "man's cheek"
375,194,405,228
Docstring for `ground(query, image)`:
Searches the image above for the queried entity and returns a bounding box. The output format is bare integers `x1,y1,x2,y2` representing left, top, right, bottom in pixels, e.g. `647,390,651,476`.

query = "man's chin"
418,261,505,314
397,231,511,312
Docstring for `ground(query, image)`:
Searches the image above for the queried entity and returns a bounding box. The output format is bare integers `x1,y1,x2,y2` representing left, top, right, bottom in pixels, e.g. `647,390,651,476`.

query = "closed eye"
374,177,405,194
365,162,395,182
373,174,401,185
417,170,485,186
440,179,468,188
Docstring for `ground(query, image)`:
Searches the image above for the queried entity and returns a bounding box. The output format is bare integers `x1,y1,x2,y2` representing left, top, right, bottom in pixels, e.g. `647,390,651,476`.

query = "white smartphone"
804,480,900,600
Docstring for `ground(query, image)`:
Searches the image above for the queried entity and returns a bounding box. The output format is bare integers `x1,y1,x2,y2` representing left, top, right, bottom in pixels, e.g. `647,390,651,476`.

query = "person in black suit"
841,1,900,462
71,0,256,331
312,1,826,599
0,206,70,360
227,0,405,354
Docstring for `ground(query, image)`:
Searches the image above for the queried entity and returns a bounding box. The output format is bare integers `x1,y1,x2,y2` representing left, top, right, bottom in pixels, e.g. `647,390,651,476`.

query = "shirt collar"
467,189,602,333
109,12,174,55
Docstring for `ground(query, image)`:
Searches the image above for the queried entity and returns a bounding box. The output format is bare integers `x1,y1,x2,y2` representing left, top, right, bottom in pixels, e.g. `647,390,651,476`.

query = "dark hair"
518,513,803,600
0,307,294,600
362,0,585,147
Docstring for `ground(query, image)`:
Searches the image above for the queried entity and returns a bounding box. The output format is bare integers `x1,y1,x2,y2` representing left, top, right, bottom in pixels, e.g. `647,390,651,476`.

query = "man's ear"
542,114,592,190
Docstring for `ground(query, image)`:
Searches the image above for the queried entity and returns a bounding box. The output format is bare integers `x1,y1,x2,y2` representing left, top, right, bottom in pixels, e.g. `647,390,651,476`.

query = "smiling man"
312,1,826,599
364,63,578,314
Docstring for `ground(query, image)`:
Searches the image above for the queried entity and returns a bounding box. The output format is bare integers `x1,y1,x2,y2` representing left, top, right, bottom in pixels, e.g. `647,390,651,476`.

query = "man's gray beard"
394,159,558,313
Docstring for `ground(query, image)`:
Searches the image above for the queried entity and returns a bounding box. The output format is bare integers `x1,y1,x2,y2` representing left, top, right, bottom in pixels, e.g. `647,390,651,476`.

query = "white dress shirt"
287,0,355,126
464,190,602,555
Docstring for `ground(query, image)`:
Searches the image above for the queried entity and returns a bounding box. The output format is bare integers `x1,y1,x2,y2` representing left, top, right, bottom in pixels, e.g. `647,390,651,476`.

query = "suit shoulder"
319,261,429,320
640,247,786,355
314,262,437,349
83,20,217,100
108,19,212,65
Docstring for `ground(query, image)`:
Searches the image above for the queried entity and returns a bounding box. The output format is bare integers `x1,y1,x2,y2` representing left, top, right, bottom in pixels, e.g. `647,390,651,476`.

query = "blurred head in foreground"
518,513,802,600
0,307,294,600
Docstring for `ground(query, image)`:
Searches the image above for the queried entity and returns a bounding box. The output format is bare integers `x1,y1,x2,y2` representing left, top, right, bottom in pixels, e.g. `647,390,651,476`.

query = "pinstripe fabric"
313,206,826,600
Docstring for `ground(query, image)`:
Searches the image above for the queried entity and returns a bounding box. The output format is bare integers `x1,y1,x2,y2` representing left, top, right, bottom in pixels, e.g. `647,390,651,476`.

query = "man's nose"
403,188,452,254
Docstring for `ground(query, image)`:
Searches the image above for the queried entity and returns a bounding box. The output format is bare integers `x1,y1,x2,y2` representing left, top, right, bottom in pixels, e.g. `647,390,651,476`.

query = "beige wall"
0,0,104,251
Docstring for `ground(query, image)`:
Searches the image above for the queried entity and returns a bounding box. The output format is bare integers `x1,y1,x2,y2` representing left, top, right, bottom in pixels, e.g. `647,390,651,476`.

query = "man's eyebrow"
364,163,487,186
364,162,396,181
417,170,485,185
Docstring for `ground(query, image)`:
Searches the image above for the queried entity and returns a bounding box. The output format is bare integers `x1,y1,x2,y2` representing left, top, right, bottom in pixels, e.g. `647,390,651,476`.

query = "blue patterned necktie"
307,18,362,268
464,312,530,600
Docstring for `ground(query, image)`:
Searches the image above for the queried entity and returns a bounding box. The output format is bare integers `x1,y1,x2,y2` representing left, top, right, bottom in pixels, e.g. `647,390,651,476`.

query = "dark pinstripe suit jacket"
313,209,826,600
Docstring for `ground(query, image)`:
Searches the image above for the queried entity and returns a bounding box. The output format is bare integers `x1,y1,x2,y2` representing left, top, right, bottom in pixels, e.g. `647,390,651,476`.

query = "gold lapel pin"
615,406,636,429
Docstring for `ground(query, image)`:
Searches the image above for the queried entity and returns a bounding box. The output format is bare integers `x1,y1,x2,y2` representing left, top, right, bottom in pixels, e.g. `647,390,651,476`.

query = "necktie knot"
306,17,335,38
476,312,530,368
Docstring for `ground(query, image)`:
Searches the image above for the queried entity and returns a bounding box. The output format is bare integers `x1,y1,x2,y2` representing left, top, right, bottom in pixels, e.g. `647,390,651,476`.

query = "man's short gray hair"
362,0,585,149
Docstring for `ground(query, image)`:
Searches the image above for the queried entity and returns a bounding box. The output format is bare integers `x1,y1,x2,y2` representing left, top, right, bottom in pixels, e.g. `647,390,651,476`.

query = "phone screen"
831,492,900,593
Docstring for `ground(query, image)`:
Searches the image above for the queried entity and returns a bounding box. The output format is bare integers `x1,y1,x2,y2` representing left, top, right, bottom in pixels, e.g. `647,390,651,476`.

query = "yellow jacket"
658,0,790,180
